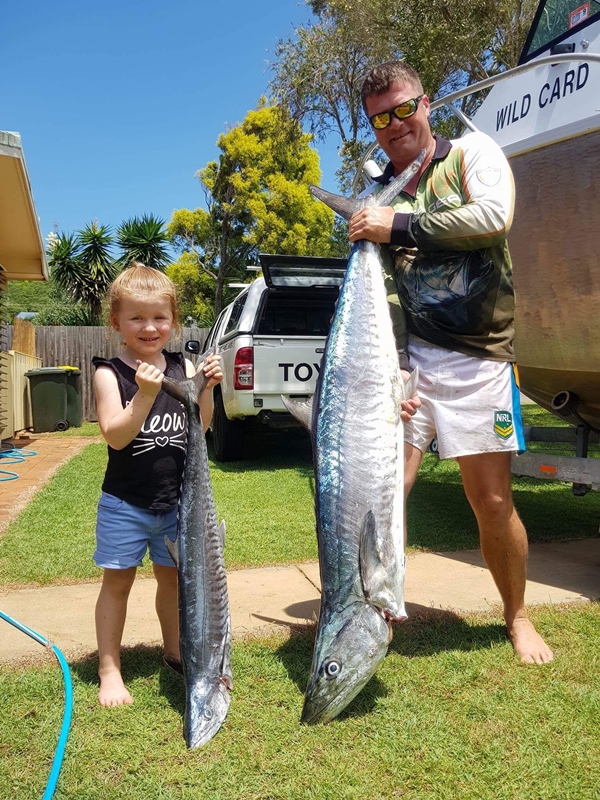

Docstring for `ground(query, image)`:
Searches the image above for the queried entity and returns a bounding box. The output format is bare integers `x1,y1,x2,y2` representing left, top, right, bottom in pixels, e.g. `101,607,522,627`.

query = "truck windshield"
521,0,600,62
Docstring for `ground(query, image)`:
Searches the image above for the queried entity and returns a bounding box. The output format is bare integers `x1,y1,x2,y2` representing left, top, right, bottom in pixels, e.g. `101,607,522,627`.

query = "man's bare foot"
98,669,133,706
507,616,554,664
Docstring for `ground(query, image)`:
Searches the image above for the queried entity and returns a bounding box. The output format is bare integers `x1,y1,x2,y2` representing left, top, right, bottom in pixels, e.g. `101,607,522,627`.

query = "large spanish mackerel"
285,152,425,724
161,361,232,748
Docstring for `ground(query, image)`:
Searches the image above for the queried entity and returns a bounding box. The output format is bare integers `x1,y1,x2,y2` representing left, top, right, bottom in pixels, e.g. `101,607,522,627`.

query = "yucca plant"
47,223,117,324
116,213,171,271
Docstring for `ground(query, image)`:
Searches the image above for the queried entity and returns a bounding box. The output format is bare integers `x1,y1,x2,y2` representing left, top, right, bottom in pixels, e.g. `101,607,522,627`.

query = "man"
350,60,553,664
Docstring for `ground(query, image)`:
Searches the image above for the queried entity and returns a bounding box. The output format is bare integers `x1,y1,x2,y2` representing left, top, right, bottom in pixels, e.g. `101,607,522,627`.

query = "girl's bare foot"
98,668,133,706
508,616,554,664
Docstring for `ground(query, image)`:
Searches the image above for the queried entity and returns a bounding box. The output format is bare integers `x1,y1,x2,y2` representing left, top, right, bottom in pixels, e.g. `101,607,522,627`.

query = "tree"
316,0,538,99
168,102,338,315
270,0,538,185
115,213,171,270
269,11,385,192
48,223,118,324
166,252,217,327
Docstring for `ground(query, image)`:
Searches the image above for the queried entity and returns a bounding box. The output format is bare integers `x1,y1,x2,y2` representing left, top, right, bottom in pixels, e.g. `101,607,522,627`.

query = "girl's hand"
135,360,164,398
200,353,223,389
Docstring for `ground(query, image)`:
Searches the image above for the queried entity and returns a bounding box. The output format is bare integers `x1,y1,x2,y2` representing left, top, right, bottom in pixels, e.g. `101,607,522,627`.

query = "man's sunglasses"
368,96,424,130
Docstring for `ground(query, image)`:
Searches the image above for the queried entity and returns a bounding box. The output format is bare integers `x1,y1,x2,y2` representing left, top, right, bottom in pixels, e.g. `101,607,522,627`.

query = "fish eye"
324,659,342,679
204,708,213,720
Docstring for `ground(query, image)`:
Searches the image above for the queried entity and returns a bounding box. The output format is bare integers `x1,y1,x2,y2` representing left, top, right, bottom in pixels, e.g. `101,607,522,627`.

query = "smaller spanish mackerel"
161,359,232,748
285,151,424,724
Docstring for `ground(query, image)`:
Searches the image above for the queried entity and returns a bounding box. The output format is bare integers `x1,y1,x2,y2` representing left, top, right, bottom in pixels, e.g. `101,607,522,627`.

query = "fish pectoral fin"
358,510,394,603
219,520,226,545
220,675,233,692
165,535,179,568
281,395,313,431
401,366,419,403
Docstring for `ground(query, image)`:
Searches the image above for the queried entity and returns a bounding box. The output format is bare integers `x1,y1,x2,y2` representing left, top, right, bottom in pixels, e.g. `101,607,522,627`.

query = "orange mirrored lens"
369,97,421,129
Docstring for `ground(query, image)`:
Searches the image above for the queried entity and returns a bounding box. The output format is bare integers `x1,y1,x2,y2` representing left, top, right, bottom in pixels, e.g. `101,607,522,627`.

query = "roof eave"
0,131,48,281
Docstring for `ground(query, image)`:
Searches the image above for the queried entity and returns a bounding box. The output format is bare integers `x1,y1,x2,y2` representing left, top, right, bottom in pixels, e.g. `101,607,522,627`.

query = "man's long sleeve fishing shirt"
373,131,516,367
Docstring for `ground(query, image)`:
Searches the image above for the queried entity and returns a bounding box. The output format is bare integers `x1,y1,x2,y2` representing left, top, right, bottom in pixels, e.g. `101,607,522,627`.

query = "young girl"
92,262,222,706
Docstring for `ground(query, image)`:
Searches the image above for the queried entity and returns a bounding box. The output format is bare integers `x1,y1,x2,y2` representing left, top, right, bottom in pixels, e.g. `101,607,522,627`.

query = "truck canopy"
258,253,347,289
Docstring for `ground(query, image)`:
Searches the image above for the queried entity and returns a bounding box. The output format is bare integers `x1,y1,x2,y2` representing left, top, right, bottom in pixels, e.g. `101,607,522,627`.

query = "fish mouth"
184,677,231,748
300,693,337,725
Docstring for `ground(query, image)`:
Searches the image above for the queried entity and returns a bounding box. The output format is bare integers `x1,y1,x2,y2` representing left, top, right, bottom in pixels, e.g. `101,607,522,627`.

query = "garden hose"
0,610,73,800
0,445,37,482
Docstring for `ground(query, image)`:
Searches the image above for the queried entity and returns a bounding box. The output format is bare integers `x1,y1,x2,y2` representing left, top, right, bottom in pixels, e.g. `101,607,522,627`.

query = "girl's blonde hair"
108,262,180,332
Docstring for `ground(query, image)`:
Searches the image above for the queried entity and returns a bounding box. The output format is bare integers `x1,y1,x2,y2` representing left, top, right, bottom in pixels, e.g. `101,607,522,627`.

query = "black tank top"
92,351,187,510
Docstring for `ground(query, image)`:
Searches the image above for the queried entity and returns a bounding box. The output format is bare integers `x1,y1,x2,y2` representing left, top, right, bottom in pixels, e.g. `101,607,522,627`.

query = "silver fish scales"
162,362,232,747
285,152,424,723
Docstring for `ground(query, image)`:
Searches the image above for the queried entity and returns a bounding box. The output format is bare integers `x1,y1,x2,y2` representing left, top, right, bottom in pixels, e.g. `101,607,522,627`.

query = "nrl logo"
494,410,514,439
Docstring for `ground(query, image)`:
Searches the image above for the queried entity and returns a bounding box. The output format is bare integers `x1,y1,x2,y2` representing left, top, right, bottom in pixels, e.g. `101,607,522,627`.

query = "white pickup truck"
188,253,346,461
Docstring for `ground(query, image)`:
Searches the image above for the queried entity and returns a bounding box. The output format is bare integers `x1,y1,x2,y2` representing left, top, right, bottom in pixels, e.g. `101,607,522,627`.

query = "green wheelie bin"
60,366,83,428
25,368,70,432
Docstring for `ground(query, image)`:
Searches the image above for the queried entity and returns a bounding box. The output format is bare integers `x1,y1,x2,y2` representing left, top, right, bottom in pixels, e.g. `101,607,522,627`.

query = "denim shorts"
94,492,178,569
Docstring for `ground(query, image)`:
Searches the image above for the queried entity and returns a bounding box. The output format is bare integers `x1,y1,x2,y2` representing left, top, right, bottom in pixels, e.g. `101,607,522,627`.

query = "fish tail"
162,349,213,406
401,366,419,403
374,150,426,207
162,376,206,411
308,186,359,220
309,149,426,219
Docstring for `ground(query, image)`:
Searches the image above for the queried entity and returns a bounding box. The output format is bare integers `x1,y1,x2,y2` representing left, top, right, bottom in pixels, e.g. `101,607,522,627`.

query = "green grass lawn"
48,421,104,437
1,408,599,585
1,603,599,800
1,408,599,799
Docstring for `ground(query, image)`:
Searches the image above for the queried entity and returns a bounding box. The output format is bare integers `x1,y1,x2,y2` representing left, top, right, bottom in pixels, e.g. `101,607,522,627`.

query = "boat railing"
352,51,600,196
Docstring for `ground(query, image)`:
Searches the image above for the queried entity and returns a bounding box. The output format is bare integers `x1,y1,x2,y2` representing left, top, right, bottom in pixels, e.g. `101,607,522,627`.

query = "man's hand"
349,206,396,243
400,368,420,423
199,353,223,389
135,361,164,399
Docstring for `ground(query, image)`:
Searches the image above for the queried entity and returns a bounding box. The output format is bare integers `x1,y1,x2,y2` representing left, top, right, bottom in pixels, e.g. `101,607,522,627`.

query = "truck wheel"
212,393,244,462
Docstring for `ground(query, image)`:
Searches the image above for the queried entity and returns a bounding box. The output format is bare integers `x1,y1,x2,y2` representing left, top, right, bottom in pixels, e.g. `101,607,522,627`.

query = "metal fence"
6,326,209,423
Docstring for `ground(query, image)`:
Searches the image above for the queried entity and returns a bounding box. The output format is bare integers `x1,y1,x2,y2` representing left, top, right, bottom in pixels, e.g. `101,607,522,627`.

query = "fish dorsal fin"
218,520,226,545
281,395,313,431
358,510,397,613
400,366,419,403
309,149,426,221
165,535,179,568
374,149,426,207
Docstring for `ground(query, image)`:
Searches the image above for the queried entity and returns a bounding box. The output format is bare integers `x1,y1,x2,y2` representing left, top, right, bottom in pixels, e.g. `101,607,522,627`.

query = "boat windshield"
521,0,600,62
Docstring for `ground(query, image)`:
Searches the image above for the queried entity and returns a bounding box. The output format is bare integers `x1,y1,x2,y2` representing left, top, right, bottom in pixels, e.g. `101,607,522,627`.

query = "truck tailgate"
253,337,325,395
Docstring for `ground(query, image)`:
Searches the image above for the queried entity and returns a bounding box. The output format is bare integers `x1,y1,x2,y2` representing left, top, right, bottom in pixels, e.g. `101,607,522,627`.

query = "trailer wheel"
212,393,244,462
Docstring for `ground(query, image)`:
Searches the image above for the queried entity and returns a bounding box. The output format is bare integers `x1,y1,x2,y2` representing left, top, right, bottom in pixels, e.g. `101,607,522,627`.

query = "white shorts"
404,339,526,460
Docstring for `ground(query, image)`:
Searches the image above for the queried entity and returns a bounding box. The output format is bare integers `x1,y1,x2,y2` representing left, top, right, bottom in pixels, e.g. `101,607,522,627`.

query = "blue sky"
2,0,343,243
